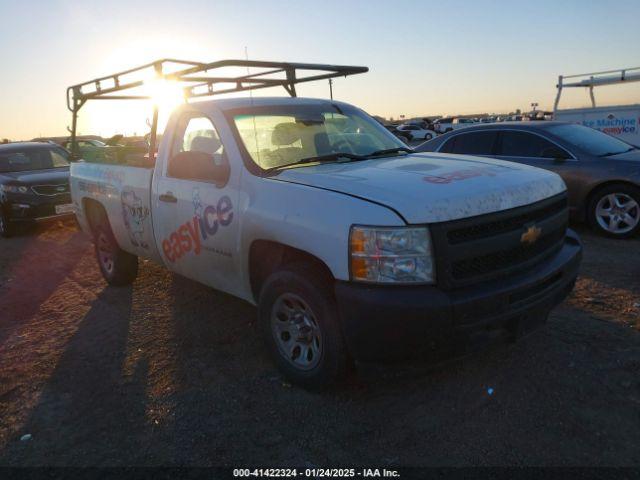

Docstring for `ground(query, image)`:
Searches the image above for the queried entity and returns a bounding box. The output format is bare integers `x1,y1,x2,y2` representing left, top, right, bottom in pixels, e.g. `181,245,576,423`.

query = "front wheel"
588,184,640,238
258,265,351,390
424,133,433,141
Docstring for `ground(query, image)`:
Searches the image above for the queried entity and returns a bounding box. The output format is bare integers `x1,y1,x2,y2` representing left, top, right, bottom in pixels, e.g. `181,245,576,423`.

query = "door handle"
159,192,177,203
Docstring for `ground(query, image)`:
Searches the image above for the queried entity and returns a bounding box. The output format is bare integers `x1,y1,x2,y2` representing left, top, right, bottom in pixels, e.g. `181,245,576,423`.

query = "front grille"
451,227,565,280
447,197,567,244
31,184,69,196
430,194,569,289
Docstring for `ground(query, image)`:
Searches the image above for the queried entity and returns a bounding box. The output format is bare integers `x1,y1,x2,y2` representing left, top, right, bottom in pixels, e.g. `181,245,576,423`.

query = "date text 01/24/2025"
232,468,400,478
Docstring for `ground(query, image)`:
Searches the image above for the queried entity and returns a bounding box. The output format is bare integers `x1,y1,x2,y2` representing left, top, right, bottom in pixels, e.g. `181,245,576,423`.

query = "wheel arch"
585,179,640,212
82,197,109,234
248,239,335,303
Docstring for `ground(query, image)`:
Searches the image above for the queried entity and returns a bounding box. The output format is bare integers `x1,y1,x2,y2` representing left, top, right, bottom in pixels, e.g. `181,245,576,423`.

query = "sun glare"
145,78,185,110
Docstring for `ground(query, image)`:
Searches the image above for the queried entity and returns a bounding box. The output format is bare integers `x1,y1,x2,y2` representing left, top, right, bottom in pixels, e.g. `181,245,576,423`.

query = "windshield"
0,147,69,173
545,124,635,156
232,104,406,170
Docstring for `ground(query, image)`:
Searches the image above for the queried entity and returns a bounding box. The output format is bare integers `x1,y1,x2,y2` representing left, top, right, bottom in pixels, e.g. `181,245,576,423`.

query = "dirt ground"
0,220,638,467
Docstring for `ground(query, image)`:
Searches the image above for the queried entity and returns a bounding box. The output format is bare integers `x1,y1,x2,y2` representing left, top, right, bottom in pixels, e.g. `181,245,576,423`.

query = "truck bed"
70,161,163,263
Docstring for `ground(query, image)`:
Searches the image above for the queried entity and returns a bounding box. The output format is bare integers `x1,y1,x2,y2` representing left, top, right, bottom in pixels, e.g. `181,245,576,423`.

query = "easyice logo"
583,115,638,136
162,194,233,263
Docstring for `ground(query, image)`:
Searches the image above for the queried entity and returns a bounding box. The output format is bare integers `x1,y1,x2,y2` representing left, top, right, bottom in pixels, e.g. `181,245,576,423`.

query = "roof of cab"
184,96,351,112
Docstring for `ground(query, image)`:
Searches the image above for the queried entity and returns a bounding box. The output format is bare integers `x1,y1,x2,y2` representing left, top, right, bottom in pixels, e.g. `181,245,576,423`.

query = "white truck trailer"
553,67,640,146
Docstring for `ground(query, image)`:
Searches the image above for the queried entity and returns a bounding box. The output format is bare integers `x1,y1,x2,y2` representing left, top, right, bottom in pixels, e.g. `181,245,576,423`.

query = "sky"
1,0,639,140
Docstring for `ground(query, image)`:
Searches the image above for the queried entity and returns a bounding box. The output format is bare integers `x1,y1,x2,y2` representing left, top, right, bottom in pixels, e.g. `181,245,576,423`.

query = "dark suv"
0,142,73,237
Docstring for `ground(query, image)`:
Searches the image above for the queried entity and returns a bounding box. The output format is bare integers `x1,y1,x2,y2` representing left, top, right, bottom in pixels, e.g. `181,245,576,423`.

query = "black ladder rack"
66,59,368,160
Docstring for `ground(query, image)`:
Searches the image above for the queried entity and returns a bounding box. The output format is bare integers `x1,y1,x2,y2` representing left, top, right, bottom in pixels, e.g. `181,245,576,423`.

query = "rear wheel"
92,217,138,285
258,265,351,390
588,184,640,238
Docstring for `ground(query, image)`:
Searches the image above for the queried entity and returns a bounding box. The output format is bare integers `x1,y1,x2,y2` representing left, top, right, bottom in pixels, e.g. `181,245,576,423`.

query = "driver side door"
154,112,240,295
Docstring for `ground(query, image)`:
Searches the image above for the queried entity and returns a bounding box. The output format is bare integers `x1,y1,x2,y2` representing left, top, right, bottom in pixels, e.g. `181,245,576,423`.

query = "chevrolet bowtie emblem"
521,225,542,245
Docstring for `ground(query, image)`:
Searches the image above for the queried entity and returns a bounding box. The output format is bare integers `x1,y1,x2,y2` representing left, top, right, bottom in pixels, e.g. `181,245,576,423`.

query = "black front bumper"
335,230,582,361
2,193,73,224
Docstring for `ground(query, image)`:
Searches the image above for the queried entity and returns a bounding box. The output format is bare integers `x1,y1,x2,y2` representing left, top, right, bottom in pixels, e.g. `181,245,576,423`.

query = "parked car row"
389,114,538,140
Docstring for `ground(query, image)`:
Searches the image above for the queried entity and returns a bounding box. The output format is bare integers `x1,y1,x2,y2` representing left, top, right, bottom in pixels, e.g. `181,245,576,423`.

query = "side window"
175,116,225,161
50,148,70,167
440,137,455,153
168,115,229,184
446,132,498,155
499,131,566,158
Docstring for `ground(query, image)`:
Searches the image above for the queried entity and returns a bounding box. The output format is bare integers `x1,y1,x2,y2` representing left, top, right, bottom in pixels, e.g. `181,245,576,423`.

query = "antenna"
244,47,260,164
244,46,252,99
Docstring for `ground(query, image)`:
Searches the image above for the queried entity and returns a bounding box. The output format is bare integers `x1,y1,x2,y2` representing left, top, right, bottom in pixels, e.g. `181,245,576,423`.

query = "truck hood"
272,153,566,224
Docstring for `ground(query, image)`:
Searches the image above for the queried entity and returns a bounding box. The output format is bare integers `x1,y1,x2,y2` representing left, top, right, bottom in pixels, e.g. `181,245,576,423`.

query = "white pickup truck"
69,60,582,388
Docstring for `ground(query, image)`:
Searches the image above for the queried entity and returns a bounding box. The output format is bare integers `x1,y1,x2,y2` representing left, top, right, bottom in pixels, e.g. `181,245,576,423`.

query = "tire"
92,217,138,285
424,133,433,141
258,264,351,390
587,183,640,238
0,209,13,238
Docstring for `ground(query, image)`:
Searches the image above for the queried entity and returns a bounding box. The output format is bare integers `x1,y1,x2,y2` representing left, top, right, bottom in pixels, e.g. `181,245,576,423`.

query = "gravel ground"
0,220,638,467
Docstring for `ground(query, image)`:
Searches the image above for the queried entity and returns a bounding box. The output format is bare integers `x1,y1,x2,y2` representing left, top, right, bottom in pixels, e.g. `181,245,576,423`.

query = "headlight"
1,185,29,194
349,226,435,284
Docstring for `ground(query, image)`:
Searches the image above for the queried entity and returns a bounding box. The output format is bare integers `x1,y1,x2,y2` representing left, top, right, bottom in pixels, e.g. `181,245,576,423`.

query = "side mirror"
167,151,230,187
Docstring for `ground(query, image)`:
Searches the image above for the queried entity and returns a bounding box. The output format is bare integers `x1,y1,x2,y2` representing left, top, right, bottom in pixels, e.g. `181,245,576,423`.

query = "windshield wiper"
366,147,414,157
264,147,414,174
265,152,367,173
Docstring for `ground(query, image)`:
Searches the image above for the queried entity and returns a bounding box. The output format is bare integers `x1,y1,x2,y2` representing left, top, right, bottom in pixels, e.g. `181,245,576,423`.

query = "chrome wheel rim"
97,232,115,274
270,293,322,371
595,193,640,234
